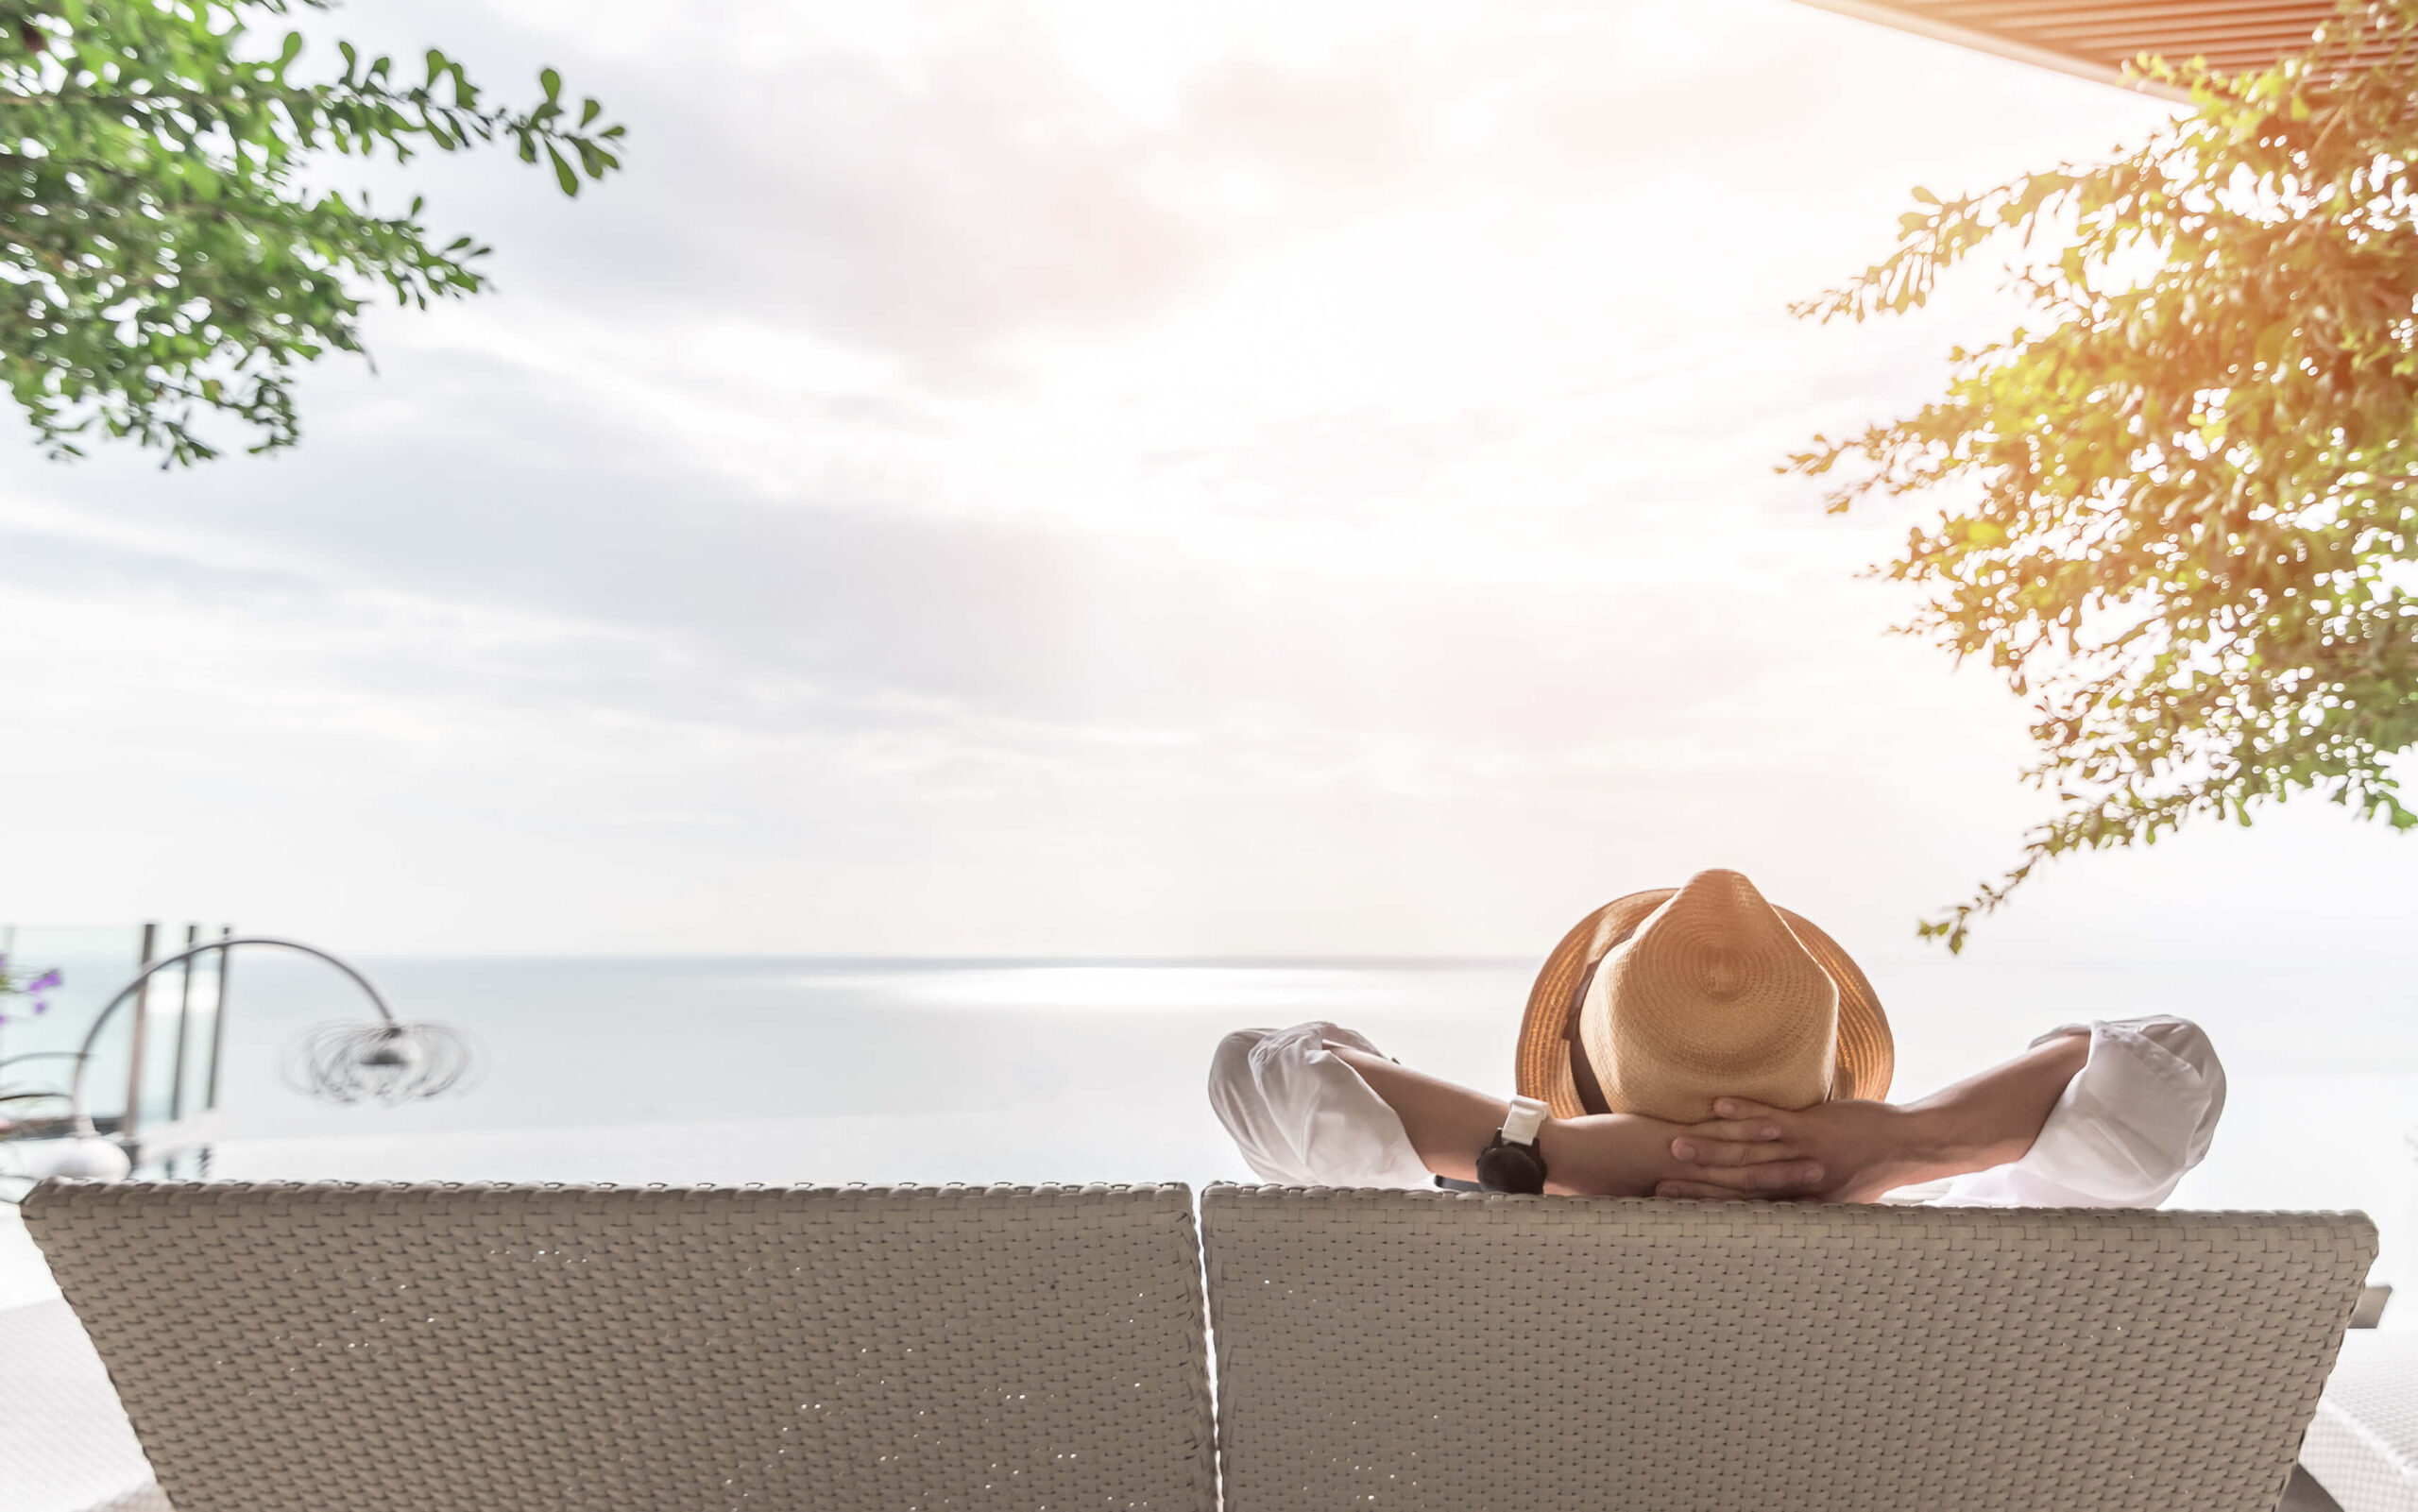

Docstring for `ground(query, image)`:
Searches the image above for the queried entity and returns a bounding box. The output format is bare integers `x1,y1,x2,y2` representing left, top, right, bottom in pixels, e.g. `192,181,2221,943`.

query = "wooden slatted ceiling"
1796,1,2355,86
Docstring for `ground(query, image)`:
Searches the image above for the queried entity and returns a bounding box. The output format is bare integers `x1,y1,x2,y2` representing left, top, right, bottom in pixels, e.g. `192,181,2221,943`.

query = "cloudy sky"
2,0,2411,960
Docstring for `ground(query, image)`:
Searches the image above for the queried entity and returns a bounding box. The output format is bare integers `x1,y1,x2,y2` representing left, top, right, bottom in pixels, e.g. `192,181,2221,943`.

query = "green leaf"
2253,319,2295,368
541,66,562,100
546,142,579,195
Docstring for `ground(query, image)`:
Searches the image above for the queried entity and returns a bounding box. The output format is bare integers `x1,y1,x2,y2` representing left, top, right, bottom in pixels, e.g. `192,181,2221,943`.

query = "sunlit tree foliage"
1794,0,2418,948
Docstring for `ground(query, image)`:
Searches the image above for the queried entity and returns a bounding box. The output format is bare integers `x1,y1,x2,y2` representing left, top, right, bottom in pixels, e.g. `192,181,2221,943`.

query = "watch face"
1475,1136,1548,1195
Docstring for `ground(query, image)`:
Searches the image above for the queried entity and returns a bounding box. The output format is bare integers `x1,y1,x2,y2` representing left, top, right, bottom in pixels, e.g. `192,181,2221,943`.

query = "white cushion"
0,1300,157,1512
2307,1333,2418,1512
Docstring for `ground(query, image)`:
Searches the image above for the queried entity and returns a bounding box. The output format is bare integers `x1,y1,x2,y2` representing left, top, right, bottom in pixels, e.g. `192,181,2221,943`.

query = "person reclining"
1210,869,2222,1206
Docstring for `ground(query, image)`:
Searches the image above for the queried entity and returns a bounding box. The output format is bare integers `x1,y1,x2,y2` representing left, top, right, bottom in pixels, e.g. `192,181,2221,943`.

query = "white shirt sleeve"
1208,1022,1435,1188
1928,1015,2226,1208
1210,1015,2225,1206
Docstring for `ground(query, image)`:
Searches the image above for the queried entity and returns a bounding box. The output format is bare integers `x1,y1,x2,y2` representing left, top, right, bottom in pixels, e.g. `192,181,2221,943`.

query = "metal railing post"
204,925,232,1112
168,923,198,1123
121,922,158,1145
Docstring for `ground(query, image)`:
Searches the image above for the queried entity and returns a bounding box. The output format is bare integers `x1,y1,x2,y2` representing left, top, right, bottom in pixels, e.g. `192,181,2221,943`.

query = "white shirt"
1208,1016,2225,1207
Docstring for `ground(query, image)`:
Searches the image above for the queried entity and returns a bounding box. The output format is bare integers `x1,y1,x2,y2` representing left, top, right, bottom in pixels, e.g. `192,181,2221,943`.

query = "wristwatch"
1474,1095,1550,1194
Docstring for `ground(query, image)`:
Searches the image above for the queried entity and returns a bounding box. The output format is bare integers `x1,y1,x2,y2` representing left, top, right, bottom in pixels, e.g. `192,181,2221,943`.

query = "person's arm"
1654,1029,2090,1202
1328,1045,1826,1198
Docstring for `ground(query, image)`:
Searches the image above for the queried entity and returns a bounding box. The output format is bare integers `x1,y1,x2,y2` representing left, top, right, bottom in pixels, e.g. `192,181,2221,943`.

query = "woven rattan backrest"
1201,1185,2376,1512
26,1181,1218,1512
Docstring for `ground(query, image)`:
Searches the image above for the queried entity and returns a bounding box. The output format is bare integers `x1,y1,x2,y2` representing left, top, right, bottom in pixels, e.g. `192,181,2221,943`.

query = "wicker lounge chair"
24,1181,1218,1512
23,1181,2381,1512
1200,1185,2376,1512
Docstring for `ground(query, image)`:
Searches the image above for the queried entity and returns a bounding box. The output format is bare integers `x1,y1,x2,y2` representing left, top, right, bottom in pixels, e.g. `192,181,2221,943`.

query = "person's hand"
1541,1112,1827,1198
1657,1096,1932,1204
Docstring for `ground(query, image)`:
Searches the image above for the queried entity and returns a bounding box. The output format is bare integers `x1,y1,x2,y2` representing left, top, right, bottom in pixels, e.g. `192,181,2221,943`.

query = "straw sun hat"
1513,869,1893,1125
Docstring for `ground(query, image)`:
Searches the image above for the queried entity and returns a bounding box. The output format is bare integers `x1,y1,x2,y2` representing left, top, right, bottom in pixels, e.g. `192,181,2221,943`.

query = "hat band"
1564,957,1612,1116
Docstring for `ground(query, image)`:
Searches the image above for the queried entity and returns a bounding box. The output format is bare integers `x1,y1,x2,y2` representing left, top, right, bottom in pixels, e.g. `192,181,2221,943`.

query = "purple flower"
27,970,60,992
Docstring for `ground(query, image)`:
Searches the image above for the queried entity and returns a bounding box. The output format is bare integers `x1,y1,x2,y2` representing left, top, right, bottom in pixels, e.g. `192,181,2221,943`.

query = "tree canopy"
1792,0,2418,949
1,0,622,466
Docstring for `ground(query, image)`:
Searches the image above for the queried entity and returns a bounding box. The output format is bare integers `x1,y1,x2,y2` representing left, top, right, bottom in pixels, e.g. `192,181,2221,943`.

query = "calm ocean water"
12,952,2416,1311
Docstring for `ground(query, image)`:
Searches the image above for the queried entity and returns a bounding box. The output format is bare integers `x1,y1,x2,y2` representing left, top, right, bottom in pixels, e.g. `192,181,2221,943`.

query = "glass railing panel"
136,926,207,1132
0,925,151,1133
173,939,228,1122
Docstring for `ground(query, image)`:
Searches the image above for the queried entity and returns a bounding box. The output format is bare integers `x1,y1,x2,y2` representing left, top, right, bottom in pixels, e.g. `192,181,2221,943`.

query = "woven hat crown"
1576,869,1840,1124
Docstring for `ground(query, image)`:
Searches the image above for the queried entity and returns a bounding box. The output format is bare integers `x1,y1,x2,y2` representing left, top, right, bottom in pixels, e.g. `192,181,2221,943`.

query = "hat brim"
1514,890,1894,1120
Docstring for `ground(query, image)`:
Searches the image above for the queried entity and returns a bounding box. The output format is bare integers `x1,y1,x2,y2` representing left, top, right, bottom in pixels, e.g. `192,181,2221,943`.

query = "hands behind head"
1535,1108,1838,1202
1655,1097,1927,1205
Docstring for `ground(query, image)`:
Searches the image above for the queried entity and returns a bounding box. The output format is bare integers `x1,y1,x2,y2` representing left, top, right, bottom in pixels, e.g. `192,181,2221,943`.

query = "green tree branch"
1791,0,2418,950
1,0,625,466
